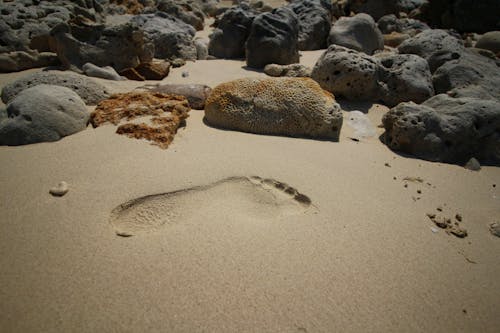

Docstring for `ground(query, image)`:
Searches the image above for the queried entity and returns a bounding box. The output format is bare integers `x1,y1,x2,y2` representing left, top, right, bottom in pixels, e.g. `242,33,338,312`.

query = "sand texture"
1,17,500,333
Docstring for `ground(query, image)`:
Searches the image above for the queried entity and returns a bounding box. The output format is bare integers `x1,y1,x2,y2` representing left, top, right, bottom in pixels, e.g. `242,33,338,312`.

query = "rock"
135,61,171,80
377,14,429,36
246,7,300,69
120,68,145,81
82,63,123,80
490,222,500,237
208,6,256,58
383,32,410,47
433,49,500,101
1,71,110,105
181,71,189,78
0,85,88,146
147,84,212,109
398,29,464,64
464,157,481,171
328,13,384,55
346,0,426,21
382,94,500,164
205,77,343,140
288,0,332,50
0,51,59,73
90,92,190,149
130,13,197,61
171,58,187,68
264,63,312,77
156,0,205,31
476,31,500,55
311,45,380,100
377,54,434,106
51,21,153,71
194,38,208,60
49,181,69,197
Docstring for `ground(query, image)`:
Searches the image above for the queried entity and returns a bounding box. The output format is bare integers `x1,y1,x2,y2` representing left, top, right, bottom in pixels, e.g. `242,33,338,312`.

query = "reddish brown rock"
135,61,171,80
120,68,145,81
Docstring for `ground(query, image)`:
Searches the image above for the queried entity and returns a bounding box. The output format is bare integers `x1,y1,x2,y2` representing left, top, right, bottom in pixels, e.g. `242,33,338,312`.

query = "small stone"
437,207,443,212
385,162,391,167
455,214,463,222
171,58,186,68
489,222,500,237
417,189,422,194
182,71,189,78
450,227,468,238
404,184,408,188
50,181,69,197
464,157,481,171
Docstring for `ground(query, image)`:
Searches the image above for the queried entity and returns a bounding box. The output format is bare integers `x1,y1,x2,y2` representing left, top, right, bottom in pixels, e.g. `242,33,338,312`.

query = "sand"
1,22,500,333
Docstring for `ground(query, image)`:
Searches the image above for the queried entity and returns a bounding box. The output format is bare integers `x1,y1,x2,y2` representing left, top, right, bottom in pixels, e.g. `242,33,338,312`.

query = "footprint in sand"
110,176,313,237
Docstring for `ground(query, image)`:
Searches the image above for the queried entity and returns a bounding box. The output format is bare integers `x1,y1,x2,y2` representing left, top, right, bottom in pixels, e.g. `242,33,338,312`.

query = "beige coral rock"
204,77,343,140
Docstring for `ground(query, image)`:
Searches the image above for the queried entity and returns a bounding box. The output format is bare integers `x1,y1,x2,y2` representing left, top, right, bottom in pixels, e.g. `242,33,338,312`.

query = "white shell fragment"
49,181,69,197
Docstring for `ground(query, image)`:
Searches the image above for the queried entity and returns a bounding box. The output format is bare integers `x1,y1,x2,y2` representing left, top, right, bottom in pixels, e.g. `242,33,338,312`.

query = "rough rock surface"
0,51,59,73
312,45,434,106
288,0,332,50
146,83,212,109
346,0,426,21
432,49,500,101
328,13,384,55
0,85,88,146
156,0,205,31
382,94,500,164
246,7,300,69
476,31,500,55
83,63,123,81
205,77,343,140
208,6,256,59
383,32,410,47
377,14,429,36
398,29,464,63
1,71,109,105
90,92,190,149
264,63,312,77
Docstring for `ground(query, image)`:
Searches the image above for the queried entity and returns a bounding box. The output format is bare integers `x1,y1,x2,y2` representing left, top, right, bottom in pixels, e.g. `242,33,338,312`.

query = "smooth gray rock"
148,83,212,109
0,84,88,146
288,0,332,50
246,7,300,69
205,77,343,140
82,63,123,80
432,49,500,101
0,51,59,73
378,54,434,106
398,29,464,63
328,13,383,55
476,31,500,55
382,94,500,164
208,6,256,59
194,38,208,60
2,71,109,105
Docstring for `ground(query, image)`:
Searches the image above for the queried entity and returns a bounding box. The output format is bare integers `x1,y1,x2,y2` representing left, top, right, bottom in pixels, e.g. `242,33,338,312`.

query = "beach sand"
1,21,500,333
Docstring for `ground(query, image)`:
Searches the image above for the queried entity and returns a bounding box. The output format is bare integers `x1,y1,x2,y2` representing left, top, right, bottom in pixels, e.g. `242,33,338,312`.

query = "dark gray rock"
432,49,500,101
476,31,500,55
205,77,343,140
0,84,88,146
378,54,434,106
208,7,256,59
377,14,429,36
398,29,464,63
382,94,500,164
246,7,300,69
328,13,383,55
2,71,109,105
312,45,434,106
156,0,205,31
288,0,332,50
311,45,380,100
345,0,426,21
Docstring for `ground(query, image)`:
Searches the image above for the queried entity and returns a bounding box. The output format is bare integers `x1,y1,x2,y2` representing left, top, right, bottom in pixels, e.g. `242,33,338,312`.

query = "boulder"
82,63,123,80
205,77,343,140
476,31,500,55
382,94,500,164
328,13,384,55
1,71,110,105
0,51,59,73
208,6,256,59
264,63,312,77
311,45,380,100
135,61,171,80
288,0,332,50
148,83,212,109
0,84,88,146
245,7,300,69
377,14,429,36
345,0,426,21
398,29,464,64
432,49,500,101
130,13,197,61
377,54,434,106
156,0,205,31
194,38,208,59
311,45,434,106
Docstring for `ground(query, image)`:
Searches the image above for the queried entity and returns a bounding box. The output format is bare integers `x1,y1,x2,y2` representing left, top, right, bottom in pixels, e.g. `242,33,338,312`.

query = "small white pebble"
431,227,439,233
